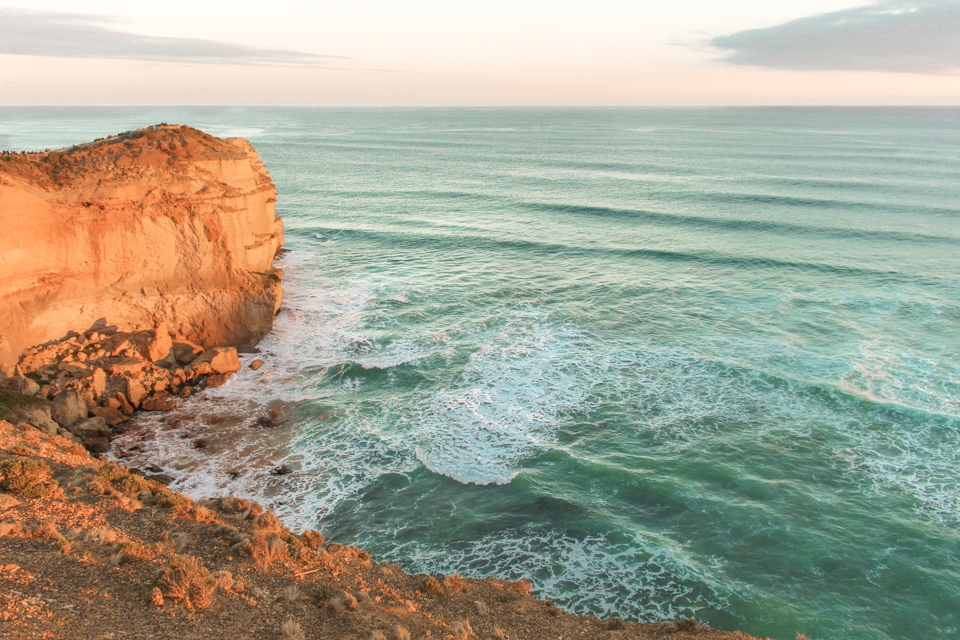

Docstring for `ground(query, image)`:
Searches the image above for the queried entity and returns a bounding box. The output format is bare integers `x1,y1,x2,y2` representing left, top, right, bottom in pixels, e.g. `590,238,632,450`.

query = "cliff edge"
0,125,285,374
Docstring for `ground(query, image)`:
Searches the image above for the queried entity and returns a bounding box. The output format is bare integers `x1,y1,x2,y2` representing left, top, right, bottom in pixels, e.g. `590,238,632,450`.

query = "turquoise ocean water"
2,107,959,640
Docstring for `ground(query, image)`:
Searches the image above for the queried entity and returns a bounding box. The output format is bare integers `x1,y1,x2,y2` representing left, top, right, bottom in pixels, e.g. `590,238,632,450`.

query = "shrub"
418,576,444,596
0,458,62,498
303,529,324,549
155,554,217,610
395,625,411,640
444,572,467,593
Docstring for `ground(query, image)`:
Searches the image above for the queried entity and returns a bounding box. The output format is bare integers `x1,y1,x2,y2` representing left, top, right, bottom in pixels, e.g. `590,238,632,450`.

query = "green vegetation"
0,390,47,417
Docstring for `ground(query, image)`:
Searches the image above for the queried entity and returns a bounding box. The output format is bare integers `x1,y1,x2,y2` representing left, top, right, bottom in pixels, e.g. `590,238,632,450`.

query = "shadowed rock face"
0,125,284,374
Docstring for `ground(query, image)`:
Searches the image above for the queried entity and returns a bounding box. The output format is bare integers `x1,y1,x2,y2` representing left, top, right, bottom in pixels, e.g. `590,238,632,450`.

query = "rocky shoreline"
1,321,255,462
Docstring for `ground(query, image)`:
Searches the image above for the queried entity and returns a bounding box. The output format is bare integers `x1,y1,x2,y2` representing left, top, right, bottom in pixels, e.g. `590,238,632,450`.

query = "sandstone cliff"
0,125,284,374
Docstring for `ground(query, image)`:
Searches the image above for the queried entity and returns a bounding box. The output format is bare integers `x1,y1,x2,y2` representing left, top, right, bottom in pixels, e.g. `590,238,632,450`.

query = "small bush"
155,554,217,610
303,529,324,549
444,572,467,593
0,458,62,498
395,625,411,640
282,585,302,602
418,576,444,596
500,591,518,602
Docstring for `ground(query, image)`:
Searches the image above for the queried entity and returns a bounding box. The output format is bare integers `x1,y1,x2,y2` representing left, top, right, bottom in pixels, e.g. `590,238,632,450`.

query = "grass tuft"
155,554,217,610
280,618,305,640
418,575,444,596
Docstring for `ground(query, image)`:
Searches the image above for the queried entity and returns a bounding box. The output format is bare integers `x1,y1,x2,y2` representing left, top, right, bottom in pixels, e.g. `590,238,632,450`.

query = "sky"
1,0,958,105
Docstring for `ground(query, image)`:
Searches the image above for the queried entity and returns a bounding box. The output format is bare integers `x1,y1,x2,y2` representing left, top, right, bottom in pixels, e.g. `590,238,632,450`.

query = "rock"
146,473,174,485
177,387,192,398
0,370,11,390
126,379,147,408
145,464,163,473
141,398,178,411
67,416,111,439
12,376,41,396
189,347,241,376
109,358,147,376
205,374,229,388
249,359,265,370
89,406,126,427
270,464,292,476
3,404,59,436
51,389,88,427
104,397,121,410
84,437,111,454
171,342,204,366
116,392,134,415
147,322,173,362
66,416,112,452
91,368,107,397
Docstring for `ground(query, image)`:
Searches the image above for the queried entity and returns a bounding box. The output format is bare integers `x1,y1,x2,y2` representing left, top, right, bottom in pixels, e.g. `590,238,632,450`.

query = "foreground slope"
0,418,769,640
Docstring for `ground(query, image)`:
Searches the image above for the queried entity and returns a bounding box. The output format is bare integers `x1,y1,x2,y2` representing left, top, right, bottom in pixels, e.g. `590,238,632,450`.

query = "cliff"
0,125,284,375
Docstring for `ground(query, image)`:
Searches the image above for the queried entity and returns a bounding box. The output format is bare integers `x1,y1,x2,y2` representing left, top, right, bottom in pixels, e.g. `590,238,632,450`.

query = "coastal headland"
0,126,772,639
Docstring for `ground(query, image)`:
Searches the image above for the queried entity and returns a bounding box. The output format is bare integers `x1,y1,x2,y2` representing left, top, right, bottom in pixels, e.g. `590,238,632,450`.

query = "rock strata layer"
0,125,285,374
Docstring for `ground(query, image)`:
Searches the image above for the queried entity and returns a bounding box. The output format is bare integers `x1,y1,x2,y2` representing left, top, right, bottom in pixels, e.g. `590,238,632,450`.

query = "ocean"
2,106,959,640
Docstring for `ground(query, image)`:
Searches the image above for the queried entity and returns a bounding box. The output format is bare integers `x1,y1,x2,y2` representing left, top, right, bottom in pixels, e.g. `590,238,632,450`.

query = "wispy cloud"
711,1,960,73
0,8,342,66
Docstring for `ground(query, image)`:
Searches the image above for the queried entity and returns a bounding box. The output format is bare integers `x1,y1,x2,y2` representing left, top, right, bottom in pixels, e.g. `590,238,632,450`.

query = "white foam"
363,528,734,623
408,319,599,485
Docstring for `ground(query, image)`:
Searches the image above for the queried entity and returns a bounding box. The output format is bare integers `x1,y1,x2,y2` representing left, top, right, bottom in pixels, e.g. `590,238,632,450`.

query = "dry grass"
282,585,302,602
303,528,324,549
281,618,305,640
395,624,411,640
453,619,473,639
475,600,488,616
249,531,289,570
0,494,21,510
155,554,217,610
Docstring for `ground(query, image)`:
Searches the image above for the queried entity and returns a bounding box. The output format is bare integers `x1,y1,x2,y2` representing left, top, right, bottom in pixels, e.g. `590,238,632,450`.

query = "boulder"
0,370,11,390
3,403,59,436
171,342,204,366
126,378,147,408
116,392,135,415
147,322,173,362
12,376,40,396
91,368,107,397
51,389,88,427
67,416,111,440
205,374,229,388
66,416,111,453
249,359,265,370
89,406,126,427
108,358,147,376
189,347,241,376
141,398,178,411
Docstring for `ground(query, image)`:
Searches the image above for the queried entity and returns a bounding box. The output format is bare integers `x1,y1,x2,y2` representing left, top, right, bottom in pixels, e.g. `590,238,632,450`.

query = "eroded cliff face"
0,125,284,374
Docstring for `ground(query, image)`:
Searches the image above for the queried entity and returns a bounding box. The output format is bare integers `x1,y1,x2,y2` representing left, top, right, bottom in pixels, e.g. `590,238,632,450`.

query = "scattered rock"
171,341,204,365
205,374,229,388
141,398,178,411
89,406,126,427
108,357,147,375
146,473,174,485
146,464,163,473
271,464,292,476
190,347,241,376
193,439,209,449
126,378,147,408
91,367,107,397
250,359,265,370
12,376,41,396
146,321,173,362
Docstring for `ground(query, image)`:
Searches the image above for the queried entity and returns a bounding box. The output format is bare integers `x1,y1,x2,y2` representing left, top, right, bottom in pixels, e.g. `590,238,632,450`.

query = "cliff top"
0,124,260,189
